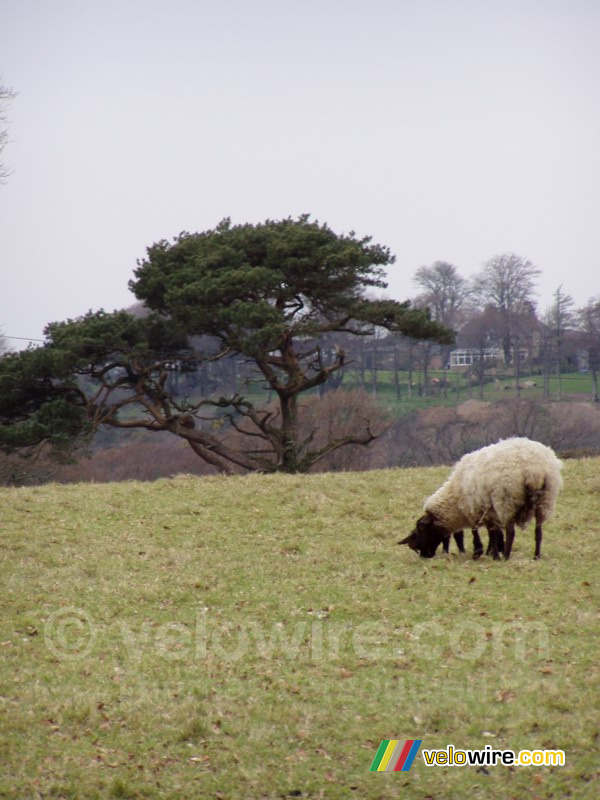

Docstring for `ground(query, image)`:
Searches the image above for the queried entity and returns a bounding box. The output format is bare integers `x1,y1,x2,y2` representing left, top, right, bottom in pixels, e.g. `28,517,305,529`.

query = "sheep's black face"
398,513,449,558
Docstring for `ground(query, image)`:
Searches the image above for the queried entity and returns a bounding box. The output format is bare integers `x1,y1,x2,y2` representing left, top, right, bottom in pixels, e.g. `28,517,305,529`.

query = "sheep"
398,438,562,560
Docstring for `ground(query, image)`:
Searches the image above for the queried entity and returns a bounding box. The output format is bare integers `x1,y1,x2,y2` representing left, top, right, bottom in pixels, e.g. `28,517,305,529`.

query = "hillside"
1,460,599,799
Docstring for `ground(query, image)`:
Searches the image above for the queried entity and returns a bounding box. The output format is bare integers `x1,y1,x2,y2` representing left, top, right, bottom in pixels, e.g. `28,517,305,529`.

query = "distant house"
449,348,501,369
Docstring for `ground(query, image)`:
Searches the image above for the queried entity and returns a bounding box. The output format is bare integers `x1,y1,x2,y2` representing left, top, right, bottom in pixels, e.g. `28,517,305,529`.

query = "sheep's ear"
398,534,414,546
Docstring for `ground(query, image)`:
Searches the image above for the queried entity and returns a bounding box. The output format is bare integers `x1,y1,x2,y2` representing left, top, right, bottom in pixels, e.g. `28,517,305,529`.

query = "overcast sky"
1,0,599,349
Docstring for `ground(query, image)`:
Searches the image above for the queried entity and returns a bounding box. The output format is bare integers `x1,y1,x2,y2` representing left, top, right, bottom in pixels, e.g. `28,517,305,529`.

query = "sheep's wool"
424,438,563,532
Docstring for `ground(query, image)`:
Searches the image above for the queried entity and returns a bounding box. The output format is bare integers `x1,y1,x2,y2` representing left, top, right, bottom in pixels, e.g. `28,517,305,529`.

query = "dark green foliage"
129,217,453,472
45,308,190,358
0,310,190,459
132,216,453,351
0,347,87,456
2,217,454,474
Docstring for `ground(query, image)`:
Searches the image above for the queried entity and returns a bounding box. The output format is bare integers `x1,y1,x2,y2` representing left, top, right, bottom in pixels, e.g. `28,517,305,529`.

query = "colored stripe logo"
369,739,423,772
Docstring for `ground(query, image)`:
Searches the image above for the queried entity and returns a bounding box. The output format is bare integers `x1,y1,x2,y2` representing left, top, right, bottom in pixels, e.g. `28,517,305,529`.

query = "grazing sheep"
399,438,562,560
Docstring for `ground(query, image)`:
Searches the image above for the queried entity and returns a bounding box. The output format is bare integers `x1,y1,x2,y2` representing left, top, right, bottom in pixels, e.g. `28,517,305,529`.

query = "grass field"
1,459,599,799
187,370,597,418
348,370,596,413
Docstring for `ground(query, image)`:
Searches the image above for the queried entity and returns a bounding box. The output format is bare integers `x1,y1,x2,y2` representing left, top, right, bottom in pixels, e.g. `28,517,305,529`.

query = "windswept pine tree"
0,217,454,473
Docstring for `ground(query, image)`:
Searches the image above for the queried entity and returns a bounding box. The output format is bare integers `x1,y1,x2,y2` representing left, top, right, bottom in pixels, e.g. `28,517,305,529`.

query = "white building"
449,348,501,368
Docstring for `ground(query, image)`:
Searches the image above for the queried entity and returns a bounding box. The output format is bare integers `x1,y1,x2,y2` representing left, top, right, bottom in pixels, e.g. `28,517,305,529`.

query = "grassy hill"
1,459,599,799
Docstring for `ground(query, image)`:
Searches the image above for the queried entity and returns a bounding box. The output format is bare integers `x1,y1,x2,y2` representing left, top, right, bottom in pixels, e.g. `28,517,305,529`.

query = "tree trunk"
514,336,522,397
279,392,299,472
542,352,550,399
393,341,401,399
371,338,378,396
591,367,599,403
422,343,430,396
407,342,414,398
477,353,485,400
358,337,366,388
503,332,512,365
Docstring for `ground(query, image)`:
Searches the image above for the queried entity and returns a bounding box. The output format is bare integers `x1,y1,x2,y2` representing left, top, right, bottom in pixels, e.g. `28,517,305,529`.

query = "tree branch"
299,423,377,471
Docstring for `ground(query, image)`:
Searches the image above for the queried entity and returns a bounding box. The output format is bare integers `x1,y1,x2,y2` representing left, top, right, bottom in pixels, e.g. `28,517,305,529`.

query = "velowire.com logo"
369,739,422,772
370,739,566,771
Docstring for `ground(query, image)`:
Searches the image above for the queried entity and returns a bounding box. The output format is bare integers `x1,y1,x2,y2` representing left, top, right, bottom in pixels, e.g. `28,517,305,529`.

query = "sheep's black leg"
472,528,484,560
534,523,543,559
487,525,501,560
442,537,450,553
485,529,505,556
504,523,515,560
453,531,465,553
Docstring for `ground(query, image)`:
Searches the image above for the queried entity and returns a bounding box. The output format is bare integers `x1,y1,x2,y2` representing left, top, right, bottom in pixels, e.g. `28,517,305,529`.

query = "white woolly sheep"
399,438,563,560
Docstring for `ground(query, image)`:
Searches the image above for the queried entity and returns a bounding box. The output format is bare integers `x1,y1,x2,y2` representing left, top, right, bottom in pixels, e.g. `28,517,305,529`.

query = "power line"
4,335,45,342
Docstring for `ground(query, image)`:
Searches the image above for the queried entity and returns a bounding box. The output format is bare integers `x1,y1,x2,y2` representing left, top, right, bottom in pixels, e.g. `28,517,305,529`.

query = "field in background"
1,460,599,799
202,370,597,415
344,369,595,413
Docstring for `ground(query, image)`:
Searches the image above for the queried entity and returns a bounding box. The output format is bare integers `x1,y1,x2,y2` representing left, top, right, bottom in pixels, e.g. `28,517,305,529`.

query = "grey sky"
1,0,599,349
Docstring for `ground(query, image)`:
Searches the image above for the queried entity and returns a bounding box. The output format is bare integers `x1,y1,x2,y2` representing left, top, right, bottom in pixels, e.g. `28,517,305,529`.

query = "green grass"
355,369,595,412
1,461,599,798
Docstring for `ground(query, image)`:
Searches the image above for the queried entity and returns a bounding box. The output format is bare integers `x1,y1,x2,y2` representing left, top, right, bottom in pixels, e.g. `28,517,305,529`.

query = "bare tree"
413,261,469,326
459,306,503,398
546,286,575,400
0,78,17,182
413,261,469,379
576,298,600,402
511,300,541,390
472,253,541,390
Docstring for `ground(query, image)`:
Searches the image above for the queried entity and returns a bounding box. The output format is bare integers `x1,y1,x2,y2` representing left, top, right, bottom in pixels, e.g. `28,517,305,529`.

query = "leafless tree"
0,77,17,182
413,262,469,327
576,298,600,402
459,306,503,398
471,254,541,377
413,261,469,381
546,286,575,400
